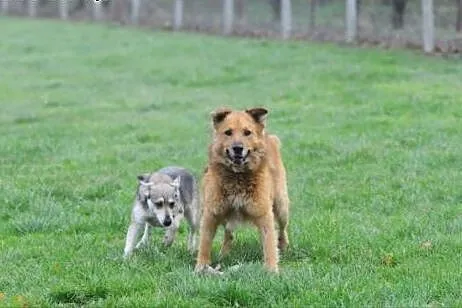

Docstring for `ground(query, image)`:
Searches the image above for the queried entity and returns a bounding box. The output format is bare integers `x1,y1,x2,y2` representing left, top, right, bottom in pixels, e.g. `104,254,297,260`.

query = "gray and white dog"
123,166,200,258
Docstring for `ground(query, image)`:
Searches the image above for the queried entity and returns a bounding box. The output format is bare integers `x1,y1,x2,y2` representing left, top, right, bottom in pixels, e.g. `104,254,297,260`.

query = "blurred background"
1,0,461,53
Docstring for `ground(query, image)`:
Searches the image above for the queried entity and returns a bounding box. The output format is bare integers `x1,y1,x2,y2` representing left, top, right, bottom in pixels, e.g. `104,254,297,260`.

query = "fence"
1,0,461,54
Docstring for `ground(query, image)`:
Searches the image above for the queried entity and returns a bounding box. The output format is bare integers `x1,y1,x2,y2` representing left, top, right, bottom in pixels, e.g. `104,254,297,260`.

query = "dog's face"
137,176,182,227
210,107,268,172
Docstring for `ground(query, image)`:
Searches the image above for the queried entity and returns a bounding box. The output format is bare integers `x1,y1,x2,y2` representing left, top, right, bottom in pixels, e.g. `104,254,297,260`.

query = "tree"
391,0,407,29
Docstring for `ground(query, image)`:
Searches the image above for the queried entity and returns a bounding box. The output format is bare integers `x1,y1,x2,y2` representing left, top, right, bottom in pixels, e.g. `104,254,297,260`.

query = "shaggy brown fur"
195,107,290,273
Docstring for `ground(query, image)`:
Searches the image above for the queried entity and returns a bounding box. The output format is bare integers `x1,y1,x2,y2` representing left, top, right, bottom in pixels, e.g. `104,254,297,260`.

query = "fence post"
223,0,234,35
93,0,103,21
309,0,317,31
59,0,68,20
422,0,434,53
1,0,8,14
131,0,140,24
28,0,37,17
456,0,461,32
281,0,292,39
345,0,357,43
173,0,183,30
236,0,244,21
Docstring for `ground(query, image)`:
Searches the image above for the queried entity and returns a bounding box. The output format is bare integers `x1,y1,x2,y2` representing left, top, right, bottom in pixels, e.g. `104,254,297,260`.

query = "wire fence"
1,0,461,54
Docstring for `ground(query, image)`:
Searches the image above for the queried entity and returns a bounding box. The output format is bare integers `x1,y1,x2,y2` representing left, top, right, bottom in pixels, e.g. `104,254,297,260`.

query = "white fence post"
457,0,462,32
1,0,8,14
59,0,68,20
93,0,103,21
345,0,357,43
173,0,183,31
28,0,37,17
422,0,434,53
281,0,292,39
223,0,234,35
131,0,140,24
309,0,317,31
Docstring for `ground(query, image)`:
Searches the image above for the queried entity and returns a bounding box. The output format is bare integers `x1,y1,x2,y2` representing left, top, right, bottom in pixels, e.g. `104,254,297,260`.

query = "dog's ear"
137,173,151,185
246,107,268,125
170,176,181,189
211,107,232,128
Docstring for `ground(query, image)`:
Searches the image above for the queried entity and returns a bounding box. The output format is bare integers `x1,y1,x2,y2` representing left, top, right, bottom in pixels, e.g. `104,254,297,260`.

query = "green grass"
1,16,462,307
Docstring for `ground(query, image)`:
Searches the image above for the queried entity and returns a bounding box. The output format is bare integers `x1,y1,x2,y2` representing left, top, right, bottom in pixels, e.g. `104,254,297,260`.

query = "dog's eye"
154,201,163,208
169,201,175,209
224,129,233,136
243,129,252,136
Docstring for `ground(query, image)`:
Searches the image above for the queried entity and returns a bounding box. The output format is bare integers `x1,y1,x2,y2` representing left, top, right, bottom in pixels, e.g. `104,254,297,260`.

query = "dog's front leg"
164,213,183,247
124,222,142,258
195,210,219,272
187,224,198,254
186,208,200,254
254,212,279,273
135,223,151,249
163,223,178,247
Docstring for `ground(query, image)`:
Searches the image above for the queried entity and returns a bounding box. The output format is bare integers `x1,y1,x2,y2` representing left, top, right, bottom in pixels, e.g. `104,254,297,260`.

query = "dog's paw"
163,239,174,247
187,245,198,255
194,264,223,276
227,264,243,272
135,240,148,250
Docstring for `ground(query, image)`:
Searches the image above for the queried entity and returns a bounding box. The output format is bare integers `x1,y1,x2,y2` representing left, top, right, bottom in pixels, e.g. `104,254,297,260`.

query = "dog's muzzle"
226,143,249,165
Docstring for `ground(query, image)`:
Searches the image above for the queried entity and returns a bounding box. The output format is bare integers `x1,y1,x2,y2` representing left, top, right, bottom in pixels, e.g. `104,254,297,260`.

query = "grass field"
1,16,462,307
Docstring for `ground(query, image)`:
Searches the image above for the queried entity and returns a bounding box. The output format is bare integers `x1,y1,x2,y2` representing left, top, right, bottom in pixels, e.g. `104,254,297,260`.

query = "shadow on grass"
49,286,109,305
13,115,42,125
216,235,313,267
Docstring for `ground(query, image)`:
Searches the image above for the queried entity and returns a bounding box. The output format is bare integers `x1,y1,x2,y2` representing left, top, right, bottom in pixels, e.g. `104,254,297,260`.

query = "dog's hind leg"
274,196,290,251
219,228,233,259
187,224,198,253
124,222,142,258
185,201,200,253
135,223,151,250
219,220,237,258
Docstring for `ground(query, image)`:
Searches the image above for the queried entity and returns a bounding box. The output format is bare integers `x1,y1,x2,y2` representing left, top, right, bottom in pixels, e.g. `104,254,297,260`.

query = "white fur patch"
147,198,155,211
229,194,247,209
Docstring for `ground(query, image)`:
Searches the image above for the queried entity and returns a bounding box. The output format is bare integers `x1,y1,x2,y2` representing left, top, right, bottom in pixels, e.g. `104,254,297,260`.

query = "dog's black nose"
163,216,172,227
232,144,244,156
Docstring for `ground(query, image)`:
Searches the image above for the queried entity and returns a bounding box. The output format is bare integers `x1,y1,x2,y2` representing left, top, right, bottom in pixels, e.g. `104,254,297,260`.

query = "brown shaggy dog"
195,107,290,273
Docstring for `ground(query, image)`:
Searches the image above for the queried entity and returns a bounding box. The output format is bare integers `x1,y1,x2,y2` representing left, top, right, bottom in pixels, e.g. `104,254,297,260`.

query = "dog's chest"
221,181,253,211
217,171,257,214
225,193,250,210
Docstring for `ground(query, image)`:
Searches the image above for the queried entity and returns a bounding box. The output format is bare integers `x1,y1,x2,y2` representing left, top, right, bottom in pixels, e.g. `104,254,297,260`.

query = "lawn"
0,16,461,307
